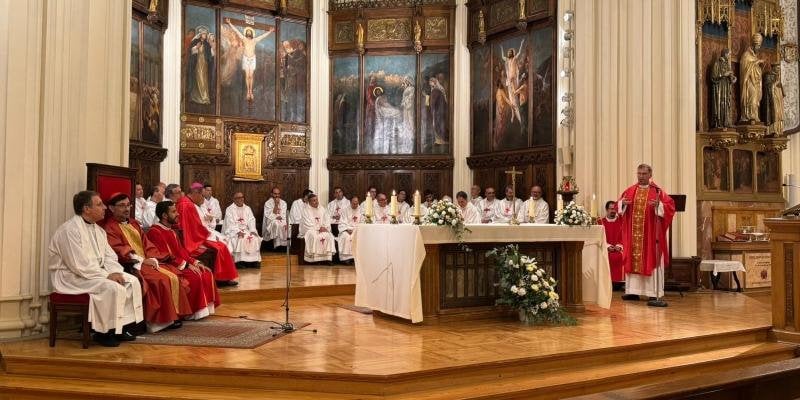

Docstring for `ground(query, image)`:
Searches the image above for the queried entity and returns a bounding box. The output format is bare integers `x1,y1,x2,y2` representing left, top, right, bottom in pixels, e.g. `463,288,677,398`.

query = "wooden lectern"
764,217,800,343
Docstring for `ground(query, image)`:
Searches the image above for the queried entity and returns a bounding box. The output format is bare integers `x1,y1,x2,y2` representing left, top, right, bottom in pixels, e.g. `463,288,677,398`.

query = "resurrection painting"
471,45,492,154
331,56,360,155
141,24,163,144
530,25,553,146
183,4,217,115
733,149,754,193
756,152,780,193
702,147,730,191
220,11,276,120
419,53,450,154
492,33,529,151
363,54,417,154
278,20,308,123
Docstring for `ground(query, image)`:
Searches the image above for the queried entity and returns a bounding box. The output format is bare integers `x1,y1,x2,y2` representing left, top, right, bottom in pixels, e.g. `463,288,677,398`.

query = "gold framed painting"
233,132,265,181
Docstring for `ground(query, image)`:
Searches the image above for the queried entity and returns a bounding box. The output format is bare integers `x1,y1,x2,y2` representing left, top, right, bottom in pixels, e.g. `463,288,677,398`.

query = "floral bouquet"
554,201,593,226
488,244,576,325
422,200,471,246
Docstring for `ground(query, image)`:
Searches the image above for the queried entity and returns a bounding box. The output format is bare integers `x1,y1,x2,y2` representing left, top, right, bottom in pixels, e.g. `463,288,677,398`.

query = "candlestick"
365,193,374,218
557,194,564,212
390,190,398,217
528,196,535,219
413,190,421,217
590,193,597,217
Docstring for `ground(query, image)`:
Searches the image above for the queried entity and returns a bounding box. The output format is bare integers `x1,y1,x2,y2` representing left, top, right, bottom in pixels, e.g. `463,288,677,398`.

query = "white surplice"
373,205,392,224
134,197,148,228
458,202,482,224
402,204,427,224
337,206,364,261
327,197,349,226
301,205,336,262
262,198,289,247
140,199,157,230
494,198,523,223
470,195,483,208
222,203,262,263
517,198,550,224
288,198,306,226
195,204,231,249
477,199,499,223
201,196,222,231
48,215,144,333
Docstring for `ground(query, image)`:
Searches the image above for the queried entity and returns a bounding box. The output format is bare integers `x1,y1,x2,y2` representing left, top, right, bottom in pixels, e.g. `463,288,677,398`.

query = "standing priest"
617,164,675,302
48,191,144,346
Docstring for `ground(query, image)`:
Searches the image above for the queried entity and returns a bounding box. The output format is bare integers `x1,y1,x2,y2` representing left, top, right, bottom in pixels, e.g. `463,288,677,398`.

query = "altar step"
1,327,795,399
220,283,355,303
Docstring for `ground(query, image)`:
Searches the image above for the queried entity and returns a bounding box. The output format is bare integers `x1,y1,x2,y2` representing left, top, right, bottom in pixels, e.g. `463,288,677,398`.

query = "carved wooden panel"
394,172,414,194
424,16,448,40
328,168,453,202
787,243,794,328
334,21,354,44
489,0,517,28
367,18,412,42
278,124,310,158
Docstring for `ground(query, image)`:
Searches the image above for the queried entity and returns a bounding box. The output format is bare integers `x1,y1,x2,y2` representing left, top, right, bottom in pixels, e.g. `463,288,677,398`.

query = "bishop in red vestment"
146,200,220,318
100,193,190,332
600,201,625,284
167,183,238,285
617,164,676,300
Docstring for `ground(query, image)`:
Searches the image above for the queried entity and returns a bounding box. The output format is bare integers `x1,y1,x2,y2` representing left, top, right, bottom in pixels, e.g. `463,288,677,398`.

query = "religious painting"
183,4,217,115
702,147,730,191
141,24,163,144
471,45,492,154
733,149,754,193
756,151,780,193
278,20,308,123
331,56,360,155
130,21,140,141
420,53,450,154
530,25,553,146
363,54,417,154
220,11,276,120
233,133,265,181
492,33,530,151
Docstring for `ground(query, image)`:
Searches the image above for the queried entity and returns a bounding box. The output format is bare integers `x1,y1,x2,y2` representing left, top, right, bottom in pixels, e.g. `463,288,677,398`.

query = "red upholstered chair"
48,293,90,348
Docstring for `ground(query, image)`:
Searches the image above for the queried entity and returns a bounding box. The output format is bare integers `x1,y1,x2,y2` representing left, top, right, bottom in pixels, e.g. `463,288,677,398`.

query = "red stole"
618,183,675,276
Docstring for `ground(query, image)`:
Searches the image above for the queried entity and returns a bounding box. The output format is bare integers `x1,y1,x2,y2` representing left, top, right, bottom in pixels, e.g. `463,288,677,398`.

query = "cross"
504,166,523,225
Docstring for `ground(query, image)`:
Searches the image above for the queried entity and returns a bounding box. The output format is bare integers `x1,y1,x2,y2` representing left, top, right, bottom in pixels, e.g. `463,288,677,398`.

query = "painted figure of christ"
225,18,274,102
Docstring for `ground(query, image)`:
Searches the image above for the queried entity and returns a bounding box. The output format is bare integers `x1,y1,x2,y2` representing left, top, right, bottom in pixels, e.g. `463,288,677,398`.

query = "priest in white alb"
289,189,313,226
262,187,289,247
337,196,362,264
478,187,499,223
200,183,222,232
223,192,262,267
327,186,349,230
301,194,336,263
373,193,391,224
494,186,523,223
517,185,550,223
48,191,144,347
455,191,481,224
470,185,483,207
397,190,411,218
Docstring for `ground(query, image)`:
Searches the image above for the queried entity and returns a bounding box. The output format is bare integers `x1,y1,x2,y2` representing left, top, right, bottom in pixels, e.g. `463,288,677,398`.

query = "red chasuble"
101,217,192,323
174,196,238,281
600,216,625,282
146,223,220,311
617,182,676,276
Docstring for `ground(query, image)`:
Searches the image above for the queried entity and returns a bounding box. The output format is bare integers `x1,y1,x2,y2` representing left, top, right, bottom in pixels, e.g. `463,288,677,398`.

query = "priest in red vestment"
599,201,625,287
617,164,676,301
165,183,238,286
100,193,189,333
146,200,220,318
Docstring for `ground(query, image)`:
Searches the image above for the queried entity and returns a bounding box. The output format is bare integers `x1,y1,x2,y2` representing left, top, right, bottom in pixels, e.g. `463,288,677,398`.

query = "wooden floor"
1,290,795,399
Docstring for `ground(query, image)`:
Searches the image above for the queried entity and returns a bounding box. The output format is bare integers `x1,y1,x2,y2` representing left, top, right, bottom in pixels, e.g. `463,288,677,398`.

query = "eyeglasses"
233,197,245,200
114,203,132,208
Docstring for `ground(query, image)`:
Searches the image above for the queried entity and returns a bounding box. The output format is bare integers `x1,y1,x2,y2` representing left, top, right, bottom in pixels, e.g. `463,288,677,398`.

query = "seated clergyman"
222,192,262,268
337,196,362,264
455,191,481,224
262,187,289,248
517,185,550,224
301,193,336,263
48,191,144,347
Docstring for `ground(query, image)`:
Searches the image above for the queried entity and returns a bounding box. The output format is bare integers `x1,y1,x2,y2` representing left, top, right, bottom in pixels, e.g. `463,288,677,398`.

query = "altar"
353,224,612,323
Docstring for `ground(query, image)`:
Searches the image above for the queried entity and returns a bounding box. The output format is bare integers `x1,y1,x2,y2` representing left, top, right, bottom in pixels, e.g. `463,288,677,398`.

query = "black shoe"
115,331,136,342
93,333,120,347
217,280,239,287
621,294,640,301
166,320,183,330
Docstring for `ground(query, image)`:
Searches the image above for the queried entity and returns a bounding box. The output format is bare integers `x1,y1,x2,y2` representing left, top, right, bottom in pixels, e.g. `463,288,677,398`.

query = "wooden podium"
764,218,800,343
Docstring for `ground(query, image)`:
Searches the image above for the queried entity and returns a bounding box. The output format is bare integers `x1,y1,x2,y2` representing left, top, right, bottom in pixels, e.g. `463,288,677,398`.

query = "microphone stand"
274,223,295,332
648,187,668,308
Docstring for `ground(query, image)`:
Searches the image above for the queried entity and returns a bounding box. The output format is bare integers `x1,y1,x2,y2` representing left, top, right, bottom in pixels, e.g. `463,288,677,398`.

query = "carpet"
337,304,373,314
134,317,309,349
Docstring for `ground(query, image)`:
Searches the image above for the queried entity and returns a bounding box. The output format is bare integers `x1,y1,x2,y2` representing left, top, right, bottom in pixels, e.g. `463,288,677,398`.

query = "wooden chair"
48,293,91,349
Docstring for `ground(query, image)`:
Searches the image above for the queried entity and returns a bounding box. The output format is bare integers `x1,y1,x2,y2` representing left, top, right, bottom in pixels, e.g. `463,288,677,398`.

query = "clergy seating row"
48,293,91,349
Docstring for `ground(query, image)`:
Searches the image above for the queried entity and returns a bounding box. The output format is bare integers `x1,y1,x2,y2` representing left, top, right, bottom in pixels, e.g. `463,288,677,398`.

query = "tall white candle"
390,190,398,217
590,193,597,217
557,194,563,212
413,190,421,217
365,193,374,217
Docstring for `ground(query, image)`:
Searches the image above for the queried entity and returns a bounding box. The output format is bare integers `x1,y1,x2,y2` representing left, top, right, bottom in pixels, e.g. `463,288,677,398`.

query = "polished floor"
0,291,772,376
220,252,356,292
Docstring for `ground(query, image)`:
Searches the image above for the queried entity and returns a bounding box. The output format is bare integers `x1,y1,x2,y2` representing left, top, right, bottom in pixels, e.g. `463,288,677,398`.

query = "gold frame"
233,132,266,181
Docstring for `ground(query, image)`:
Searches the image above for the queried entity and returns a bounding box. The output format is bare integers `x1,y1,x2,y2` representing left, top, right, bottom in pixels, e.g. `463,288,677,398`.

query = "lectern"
764,217,800,343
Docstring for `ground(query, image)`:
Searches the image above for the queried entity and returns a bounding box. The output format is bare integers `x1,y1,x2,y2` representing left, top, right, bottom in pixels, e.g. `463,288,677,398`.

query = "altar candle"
390,190,398,217
590,193,597,217
557,194,563,211
414,190,421,217
528,195,535,218
365,193,374,217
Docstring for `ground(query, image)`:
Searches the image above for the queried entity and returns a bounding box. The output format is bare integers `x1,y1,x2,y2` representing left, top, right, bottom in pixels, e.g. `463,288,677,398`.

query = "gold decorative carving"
760,136,789,153
478,9,486,44
367,18,412,42
414,20,423,53
357,22,365,54
737,123,767,144
335,21,355,44
279,0,288,15
517,0,527,31
424,16,447,40
751,0,783,39
279,125,311,156
288,0,305,10
697,0,735,27
181,125,216,142
233,133,265,181
704,130,739,149
490,0,516,27
179,119,228,164
783,43,798,63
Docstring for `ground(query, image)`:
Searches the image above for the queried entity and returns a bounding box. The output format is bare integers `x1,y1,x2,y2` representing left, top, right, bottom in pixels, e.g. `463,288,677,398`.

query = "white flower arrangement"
554,201,594,227
422,199,471,248
488,244,576,325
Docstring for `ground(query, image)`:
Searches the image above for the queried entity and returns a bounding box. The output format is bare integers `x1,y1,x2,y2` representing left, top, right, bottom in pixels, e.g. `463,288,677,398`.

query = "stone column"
452,0,472,196
309,0,331,200
160,0,182,185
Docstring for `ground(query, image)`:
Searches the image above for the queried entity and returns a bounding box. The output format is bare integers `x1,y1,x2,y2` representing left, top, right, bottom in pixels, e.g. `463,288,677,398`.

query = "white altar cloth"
353,224,612,323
